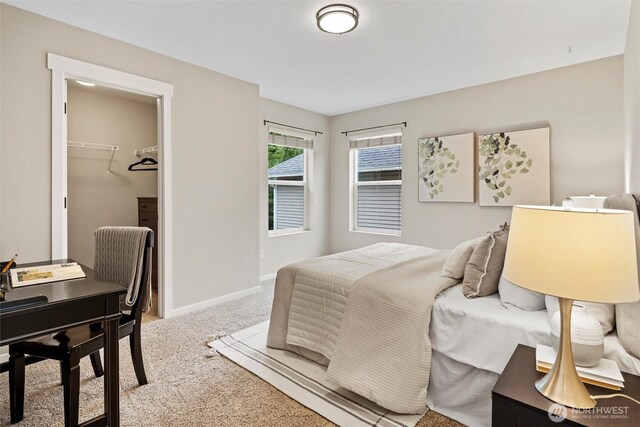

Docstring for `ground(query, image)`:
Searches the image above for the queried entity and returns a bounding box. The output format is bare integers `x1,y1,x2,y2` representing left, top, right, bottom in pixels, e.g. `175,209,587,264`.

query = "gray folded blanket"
93,226,153,312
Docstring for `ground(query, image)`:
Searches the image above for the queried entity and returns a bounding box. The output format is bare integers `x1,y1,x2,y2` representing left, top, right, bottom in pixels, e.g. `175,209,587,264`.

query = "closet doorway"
49,54,174,319
67,81,161,319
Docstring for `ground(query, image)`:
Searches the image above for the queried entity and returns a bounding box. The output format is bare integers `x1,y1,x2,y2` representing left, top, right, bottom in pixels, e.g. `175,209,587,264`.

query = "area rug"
208,321,426,427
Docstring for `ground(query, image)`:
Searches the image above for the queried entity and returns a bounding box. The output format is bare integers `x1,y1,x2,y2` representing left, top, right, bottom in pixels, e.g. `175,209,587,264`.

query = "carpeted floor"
141,289,160,323
0,280,461,426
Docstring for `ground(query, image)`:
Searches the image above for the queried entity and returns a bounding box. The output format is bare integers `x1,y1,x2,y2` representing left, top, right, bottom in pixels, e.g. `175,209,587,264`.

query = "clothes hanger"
128,157,158,171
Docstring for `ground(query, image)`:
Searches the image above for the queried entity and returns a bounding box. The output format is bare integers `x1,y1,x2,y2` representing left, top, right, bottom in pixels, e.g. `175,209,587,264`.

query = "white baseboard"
259,273,277,282
169,285,261,318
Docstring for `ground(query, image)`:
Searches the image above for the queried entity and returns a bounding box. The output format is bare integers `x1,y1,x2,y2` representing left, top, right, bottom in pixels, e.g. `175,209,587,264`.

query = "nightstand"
492,344,640,426
138,197,158,290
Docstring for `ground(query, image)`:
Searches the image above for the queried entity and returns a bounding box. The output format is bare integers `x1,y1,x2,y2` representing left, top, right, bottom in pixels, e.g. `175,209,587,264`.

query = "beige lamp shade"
503,205,639,304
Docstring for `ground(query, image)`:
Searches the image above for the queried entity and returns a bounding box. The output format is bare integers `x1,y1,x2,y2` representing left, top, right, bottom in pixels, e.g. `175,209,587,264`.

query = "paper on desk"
10,262,86,288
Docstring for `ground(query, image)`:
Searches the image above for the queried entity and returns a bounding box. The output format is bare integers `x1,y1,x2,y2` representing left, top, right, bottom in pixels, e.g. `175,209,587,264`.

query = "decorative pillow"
604,193,640,358
498,274,545,311
545,295,615,335
616,303,640,358
442,236,486,280
463,223,509,298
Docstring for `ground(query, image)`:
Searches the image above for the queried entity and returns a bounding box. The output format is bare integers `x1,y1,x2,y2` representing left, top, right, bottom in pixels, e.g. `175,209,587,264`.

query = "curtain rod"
341,121,407,136
264,120,323,136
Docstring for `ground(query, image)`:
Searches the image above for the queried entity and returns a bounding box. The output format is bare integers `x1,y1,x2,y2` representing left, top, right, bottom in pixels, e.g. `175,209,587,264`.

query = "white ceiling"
6,0,632,116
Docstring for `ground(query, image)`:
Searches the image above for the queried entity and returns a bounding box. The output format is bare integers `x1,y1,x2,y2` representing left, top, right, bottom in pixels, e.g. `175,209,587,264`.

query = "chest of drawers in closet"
138,197,158,290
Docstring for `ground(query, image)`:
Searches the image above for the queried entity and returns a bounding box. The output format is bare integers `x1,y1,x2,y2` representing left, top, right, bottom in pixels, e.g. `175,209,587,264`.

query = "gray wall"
67,87,158,268
259,98,330,277
329,57,624,253
0,4,260,311
625,0,640,193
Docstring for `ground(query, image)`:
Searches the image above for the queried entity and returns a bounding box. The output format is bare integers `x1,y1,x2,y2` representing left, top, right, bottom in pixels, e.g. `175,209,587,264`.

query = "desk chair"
8,228,154,426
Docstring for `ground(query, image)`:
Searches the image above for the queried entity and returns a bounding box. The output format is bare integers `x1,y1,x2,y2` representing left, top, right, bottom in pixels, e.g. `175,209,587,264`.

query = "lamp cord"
591,393,640,405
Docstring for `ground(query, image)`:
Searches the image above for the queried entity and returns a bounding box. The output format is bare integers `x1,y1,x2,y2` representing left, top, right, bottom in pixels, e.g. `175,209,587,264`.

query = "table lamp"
503,205,639,409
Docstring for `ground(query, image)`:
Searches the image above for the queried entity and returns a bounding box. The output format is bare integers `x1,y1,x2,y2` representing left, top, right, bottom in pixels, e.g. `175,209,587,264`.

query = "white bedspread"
431,284,552,374
429,286,640,427
431,284,640,377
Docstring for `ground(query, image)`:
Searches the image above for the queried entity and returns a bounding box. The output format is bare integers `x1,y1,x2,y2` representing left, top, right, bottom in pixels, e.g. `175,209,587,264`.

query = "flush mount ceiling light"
316,4,359,35
75,80,96,87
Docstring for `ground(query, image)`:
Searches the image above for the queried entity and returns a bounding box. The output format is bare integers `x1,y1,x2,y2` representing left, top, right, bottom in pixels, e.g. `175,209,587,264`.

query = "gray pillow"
545,295,615,335
616,302,640,358
604,194,640,358
442,236,486,280
463,224,509,298
499,274,545,311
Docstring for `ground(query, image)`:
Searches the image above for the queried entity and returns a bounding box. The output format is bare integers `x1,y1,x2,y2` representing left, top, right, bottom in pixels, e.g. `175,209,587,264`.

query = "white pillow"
545,296,615,334
442,236,486,280
498,274,545,311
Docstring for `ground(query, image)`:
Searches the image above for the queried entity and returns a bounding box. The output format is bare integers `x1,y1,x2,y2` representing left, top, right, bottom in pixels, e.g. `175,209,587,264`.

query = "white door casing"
48,53,175,318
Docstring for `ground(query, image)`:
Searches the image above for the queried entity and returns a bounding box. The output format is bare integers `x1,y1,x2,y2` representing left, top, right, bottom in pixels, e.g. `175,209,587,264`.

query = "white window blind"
268,126,314,149
356,184,402,231
273,185,305,230
349,134,402,149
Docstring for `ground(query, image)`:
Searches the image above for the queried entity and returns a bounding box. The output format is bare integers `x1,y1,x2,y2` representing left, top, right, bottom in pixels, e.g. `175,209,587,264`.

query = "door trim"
48,53,175,318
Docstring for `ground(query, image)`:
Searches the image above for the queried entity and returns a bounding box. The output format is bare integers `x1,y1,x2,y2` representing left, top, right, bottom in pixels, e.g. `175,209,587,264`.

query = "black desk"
0,259,126,427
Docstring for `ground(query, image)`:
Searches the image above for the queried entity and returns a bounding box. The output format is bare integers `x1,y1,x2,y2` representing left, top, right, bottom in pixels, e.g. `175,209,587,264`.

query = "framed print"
478,127,550,206
418,132,475,202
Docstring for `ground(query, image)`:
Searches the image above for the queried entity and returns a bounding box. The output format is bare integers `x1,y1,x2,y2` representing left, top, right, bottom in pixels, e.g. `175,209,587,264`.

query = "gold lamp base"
535,297,596,409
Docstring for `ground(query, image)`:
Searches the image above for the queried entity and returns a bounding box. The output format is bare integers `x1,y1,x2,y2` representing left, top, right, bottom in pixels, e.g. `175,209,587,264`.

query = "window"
350,132,402,234
268,130,312,235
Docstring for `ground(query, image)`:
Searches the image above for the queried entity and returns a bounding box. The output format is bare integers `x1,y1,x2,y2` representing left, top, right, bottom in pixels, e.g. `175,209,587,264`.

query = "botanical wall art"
478,126,550,206
418,132,475,202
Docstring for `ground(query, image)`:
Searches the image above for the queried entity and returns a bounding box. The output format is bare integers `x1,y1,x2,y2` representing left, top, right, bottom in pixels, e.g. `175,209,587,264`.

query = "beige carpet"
0,280,461,426
141,289,159,323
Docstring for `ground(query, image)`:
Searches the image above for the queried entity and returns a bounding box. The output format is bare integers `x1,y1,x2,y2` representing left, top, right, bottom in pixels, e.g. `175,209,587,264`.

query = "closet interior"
66,80,161,319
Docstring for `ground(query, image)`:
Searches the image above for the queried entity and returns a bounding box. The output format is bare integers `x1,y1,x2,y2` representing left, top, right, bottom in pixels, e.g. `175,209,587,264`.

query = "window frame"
349,143,402,236
268,143,310,237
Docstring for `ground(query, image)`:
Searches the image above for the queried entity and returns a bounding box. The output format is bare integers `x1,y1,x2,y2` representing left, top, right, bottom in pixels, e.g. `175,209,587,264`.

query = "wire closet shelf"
134,145,158,160
67,140,120,171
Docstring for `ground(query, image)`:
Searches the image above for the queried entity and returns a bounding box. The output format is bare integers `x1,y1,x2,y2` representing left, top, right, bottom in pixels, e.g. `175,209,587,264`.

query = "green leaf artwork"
479,133,533,203
419,137,460,199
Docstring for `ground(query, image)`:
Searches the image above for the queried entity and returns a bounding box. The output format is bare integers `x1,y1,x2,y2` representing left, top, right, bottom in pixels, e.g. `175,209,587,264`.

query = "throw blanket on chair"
94,226,153,312
327,250,457,414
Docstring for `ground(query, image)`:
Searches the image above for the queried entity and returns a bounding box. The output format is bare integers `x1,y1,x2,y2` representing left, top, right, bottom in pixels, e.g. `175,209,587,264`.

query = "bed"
267,242,640,426
267,242,457,413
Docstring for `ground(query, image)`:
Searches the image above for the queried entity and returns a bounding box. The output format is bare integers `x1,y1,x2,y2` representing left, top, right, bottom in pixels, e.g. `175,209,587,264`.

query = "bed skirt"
427,350,498,427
